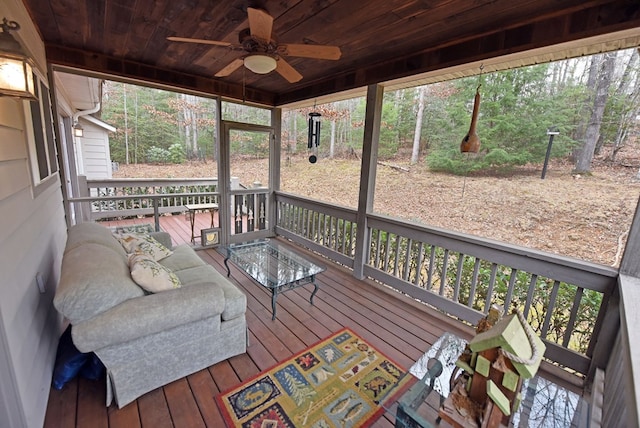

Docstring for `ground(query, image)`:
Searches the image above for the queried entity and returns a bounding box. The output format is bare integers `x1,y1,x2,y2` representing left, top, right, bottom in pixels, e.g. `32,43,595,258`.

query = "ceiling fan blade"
215,58,244,77
280,44,342,60
275,58,303,83
167,36,232,47
247,7,273,42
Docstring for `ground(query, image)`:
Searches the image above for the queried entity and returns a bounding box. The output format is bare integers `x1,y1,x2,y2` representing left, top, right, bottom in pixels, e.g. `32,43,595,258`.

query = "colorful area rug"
216,328,412,428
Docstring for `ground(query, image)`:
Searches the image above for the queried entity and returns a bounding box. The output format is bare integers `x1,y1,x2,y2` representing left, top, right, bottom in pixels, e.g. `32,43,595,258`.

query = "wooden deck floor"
41,214,486,427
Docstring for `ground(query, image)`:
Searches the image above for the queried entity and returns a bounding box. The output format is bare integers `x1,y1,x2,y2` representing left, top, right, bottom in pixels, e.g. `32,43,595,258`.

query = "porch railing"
72,177,269,238
78,177,220,220
275,191,618,377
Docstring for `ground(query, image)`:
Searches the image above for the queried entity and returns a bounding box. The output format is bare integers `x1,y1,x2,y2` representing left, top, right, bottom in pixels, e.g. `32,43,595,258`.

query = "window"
24,72,58,193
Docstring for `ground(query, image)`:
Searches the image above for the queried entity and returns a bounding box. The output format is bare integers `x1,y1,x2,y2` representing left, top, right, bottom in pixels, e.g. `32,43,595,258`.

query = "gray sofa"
53,222,247,408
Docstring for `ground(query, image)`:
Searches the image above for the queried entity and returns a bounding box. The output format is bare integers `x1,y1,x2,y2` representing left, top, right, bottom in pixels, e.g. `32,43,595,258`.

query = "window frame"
23,70,59,197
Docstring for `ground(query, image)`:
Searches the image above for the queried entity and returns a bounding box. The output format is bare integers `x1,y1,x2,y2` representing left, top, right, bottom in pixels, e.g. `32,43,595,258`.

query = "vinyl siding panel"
0,1,67,426
79,123,112,179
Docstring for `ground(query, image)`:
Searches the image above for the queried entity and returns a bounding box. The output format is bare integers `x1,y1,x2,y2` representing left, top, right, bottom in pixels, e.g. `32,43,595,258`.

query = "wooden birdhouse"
439,310,546,427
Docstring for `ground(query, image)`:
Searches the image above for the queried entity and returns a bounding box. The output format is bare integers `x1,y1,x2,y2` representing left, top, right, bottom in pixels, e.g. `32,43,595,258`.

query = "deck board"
43,214,482,427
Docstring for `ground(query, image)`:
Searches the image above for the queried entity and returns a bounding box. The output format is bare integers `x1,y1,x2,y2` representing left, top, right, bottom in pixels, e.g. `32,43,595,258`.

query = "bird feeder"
439,308,545,427
460,85,481,153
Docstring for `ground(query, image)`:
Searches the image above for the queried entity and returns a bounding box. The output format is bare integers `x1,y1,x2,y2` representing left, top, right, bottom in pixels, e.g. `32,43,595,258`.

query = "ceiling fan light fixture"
244,54,276,74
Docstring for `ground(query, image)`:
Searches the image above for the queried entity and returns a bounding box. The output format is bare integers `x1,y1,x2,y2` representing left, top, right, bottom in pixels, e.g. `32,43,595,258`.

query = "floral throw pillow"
128,253,181,293
116,233,172,261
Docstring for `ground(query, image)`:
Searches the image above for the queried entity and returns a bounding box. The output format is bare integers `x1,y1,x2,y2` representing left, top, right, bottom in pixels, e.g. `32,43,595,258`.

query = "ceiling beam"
44,45,278,106
276,1,640,105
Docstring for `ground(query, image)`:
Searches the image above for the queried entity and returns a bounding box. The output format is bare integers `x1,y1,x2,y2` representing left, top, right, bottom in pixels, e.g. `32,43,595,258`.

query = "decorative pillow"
129,253,181,293
116,233,173,261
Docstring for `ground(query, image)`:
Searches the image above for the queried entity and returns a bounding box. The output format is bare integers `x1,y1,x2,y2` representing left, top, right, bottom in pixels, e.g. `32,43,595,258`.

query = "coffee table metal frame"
223,240,325,320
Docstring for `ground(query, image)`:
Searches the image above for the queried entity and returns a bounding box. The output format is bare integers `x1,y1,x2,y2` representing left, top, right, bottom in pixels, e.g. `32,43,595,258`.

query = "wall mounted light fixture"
72,121,84,137
0,18,36,99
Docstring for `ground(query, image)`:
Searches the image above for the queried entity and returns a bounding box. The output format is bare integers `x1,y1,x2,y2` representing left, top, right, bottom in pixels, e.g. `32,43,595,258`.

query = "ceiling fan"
167,7,341,83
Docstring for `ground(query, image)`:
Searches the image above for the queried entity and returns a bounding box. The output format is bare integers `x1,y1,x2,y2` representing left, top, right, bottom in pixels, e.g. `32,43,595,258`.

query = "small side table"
184,203,218,244
394,333,590,427
395,333,467,427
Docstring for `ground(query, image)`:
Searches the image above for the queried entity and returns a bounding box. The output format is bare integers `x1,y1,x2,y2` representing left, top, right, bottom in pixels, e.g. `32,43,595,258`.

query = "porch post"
270,108,281,236
216,97,231,246
353,84,383,279
620,198,640,277
47,63,72,228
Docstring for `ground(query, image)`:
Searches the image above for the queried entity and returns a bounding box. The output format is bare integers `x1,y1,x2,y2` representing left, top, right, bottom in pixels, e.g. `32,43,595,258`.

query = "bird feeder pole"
541,127,559,179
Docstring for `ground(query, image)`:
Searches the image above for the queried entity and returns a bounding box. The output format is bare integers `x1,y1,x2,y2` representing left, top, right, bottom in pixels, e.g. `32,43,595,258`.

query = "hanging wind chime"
308,111,321,163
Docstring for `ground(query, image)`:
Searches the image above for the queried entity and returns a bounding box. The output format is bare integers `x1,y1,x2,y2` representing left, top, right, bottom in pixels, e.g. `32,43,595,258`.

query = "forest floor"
114,144,640,267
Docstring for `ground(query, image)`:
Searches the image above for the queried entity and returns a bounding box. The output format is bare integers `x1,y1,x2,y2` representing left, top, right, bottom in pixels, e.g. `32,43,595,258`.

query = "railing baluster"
504,269,518,315
329,216,335,250
484,263,498,314
297,205,303,234
288,204,294,232
393,236,402,277
374,229,382,268
383,233,391,272
468,258,481,308
563,287,584,348
541,280,561,340
311,211,317,243
426,245,436,291
403,238,413,281
414,242,424,287
454,253,465,303
440,249,449,296
523,274,538,319
283,202,288,229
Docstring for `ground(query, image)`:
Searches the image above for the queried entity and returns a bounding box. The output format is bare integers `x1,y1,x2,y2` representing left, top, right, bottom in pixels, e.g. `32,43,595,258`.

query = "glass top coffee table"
392,333,590,427
222,240,325,320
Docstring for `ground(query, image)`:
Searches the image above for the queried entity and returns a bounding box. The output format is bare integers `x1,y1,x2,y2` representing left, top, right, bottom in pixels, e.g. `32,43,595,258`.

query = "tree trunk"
573,53,615,174
291,113,297,153
571,55,600,162
123,84,129,164
411,87,426,164
608,49,640,162
134,87,138,164
330,120,336,158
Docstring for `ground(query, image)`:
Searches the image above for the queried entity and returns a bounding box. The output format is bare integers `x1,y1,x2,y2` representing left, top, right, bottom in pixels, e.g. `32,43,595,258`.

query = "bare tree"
573,52,616,174
608,49,640,162
411,86,426,164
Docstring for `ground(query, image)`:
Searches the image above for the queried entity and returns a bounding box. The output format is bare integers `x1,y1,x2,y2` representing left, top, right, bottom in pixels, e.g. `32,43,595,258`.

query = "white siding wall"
0,1,67,427
78,120,113,179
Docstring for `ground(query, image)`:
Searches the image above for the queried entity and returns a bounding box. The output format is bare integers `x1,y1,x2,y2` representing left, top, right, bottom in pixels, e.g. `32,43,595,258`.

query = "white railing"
78,177,220,220
275,191,619,377
73,177,270,238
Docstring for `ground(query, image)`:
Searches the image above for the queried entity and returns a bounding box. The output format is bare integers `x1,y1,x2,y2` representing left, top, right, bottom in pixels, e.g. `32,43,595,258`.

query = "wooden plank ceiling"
22,0,640,106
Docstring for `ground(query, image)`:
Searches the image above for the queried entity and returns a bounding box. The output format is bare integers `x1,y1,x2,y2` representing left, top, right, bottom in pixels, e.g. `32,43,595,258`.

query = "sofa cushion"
158,244,206,272
129,253,181,293
175,265,246,321
71,283,225,351
54,243,145,323
116,233,173,261
64,222,127,258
